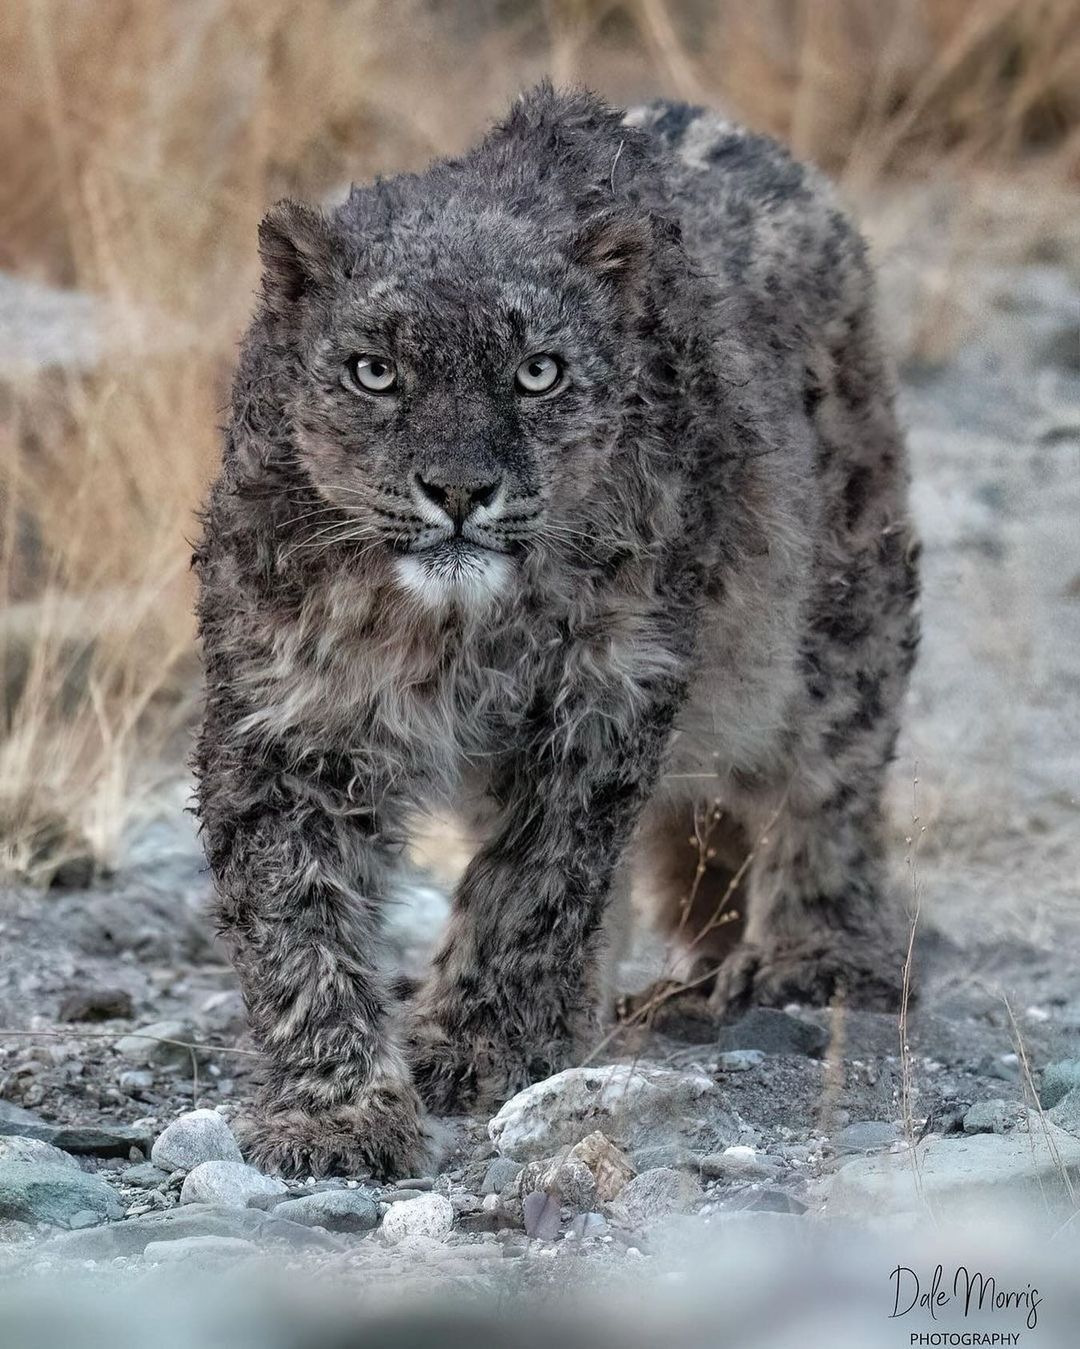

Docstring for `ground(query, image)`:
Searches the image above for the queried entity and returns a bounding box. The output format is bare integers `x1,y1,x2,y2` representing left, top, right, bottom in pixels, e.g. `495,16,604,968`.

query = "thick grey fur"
194,85,920,1178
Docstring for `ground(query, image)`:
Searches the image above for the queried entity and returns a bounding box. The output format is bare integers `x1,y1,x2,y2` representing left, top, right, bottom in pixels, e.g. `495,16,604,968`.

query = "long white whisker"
280,520,385,563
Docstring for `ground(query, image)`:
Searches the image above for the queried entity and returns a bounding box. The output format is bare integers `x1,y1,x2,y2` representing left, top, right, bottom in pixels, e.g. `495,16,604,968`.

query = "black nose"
415,473,502,523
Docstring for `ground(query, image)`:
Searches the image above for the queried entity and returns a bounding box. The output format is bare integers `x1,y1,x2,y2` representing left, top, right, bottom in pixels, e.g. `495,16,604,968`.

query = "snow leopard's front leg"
407,652,687,1113
198,730,432,1178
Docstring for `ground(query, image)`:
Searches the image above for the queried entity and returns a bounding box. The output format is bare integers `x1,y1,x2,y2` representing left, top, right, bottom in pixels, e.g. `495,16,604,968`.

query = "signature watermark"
889,1263,1042,1344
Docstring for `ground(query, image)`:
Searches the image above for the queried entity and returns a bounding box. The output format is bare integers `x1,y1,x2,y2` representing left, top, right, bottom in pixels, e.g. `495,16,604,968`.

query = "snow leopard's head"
251,96,659,611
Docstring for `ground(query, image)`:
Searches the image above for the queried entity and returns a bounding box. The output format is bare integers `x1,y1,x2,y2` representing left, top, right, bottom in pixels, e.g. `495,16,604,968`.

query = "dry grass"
1,0,1078,878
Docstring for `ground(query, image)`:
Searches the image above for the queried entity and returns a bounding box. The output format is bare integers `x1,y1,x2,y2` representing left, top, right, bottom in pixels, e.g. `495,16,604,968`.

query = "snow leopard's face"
258,200,647,609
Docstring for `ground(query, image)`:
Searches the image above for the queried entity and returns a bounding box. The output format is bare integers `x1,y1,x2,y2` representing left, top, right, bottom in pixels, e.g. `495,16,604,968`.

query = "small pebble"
481,1157,524,1195
700,1146,777,1181
569,1211,608,1239
58,988,134,1023
393,1177,434,1191
117,1071,154,1099
114,1020,199,1071
121,1162,170,1189
833,1121,900,1154
717,1050,766,1072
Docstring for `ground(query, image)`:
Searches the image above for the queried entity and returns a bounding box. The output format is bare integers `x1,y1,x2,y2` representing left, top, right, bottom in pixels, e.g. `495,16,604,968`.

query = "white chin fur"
394,548,512,612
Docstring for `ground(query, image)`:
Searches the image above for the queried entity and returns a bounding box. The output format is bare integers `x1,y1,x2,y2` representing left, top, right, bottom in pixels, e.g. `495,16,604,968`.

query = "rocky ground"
0,247,1078,1337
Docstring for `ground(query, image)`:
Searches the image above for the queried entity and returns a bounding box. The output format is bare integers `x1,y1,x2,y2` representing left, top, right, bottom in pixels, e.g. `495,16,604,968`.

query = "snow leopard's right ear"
570,210,652,312
258,200,342,315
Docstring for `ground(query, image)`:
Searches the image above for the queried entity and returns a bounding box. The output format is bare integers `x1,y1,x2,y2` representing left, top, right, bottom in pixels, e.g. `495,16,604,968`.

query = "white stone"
489,1065,736,1161
179,1160,286,1207
380,1192,454,1245
150,1109,242,1172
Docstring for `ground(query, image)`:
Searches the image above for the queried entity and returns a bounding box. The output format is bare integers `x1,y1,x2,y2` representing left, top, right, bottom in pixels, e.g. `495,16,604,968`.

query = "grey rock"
43,1124,153,1157
57,987,134,1022
630,1143,702,1172
66,1209,104,1229
0,1161,125,1228
122,1162,170,1189
392,1177,434,1191
117,1070,155,1098
381,1192,454,1244
114,1020,200,1070
700,1147,777,1180
931,1104,969,1136
0,1101,46,1127
144,1235,258,1267
1048,1086,1080,1135
180,1160,287,1208
244,1191,296,1211
151,1109,242,1171
611,1168,704,1228
733,1187,808,1215
0,1136,81,1170
963,1100,1010,1135
978,1054,1020,1084
834,1121,900,1154
384,1188,425,1203
826,1124,1080,1220
0,1218,35,1243
45,1203,342,1258
489,1065,737,1161
717,1050,766,1072
1041,1060,1080,1109
522,1190,561,1241
569,1211,608,1239
481,1157,524,1195
273,1189,379,1233
715,1009,829,1058
517,1158,596,1211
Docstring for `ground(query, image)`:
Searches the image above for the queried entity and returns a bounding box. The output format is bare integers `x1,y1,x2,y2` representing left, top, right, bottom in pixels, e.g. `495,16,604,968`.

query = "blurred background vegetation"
1,0,1078,881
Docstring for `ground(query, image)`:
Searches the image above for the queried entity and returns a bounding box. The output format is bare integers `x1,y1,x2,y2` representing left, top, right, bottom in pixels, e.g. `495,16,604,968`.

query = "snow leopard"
193,84,920,1178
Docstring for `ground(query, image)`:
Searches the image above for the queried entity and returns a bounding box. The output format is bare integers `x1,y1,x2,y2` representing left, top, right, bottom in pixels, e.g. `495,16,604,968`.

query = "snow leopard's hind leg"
711,298,921,1018
617,799,747,1029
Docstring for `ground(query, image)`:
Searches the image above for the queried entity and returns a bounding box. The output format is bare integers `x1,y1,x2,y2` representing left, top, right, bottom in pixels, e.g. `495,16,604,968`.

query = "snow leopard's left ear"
258,200,344,316
571,211,652,305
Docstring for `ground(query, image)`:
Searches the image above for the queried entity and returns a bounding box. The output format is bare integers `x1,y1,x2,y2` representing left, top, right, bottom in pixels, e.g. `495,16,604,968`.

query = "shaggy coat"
194,86,919,1177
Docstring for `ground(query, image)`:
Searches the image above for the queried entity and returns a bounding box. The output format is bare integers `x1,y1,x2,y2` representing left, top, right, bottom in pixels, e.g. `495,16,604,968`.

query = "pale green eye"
346,354,396,393
515,353,562,395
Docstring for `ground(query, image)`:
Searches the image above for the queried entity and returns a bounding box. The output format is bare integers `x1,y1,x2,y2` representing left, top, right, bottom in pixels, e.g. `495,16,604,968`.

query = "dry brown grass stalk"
899,768,926,1200
1002,994,1079,1215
